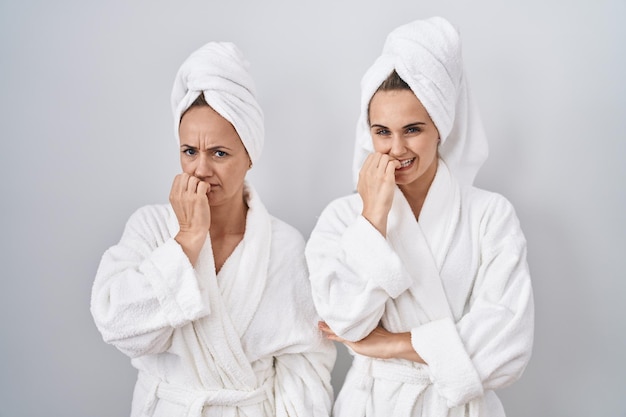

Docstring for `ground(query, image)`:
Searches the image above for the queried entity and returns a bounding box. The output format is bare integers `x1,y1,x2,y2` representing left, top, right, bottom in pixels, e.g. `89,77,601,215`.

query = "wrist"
395,332,425,364
176,229,207,243
361,209,388,237
175,230,208,265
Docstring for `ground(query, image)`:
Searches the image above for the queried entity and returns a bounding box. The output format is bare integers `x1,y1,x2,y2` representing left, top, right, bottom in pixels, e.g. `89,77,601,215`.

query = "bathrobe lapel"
387,161,459,322
218,186,271,338
187,184,271,390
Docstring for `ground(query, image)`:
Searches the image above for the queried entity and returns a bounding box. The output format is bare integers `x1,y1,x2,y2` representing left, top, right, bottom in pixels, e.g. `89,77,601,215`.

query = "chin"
207,193,221,206
208,190,239,208
394,172,418,185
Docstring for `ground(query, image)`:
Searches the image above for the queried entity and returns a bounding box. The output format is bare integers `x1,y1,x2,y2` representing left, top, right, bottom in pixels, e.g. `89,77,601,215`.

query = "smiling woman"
306,17,534,417
90,42,335,417
364,77,441,227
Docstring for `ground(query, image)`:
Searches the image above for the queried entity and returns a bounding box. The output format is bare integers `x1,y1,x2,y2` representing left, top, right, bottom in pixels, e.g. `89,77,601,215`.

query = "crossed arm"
318,321,425,363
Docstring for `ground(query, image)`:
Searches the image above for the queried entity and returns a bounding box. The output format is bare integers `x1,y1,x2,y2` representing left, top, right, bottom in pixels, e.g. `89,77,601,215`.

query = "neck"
209,193,248,237
398,158,438,219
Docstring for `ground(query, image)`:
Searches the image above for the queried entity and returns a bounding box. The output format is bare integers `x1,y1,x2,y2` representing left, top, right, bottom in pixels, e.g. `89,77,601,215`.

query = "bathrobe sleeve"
91,205,211,358
273,313,336,417
258,221,335,417
411,193,534,407
306,196,413,342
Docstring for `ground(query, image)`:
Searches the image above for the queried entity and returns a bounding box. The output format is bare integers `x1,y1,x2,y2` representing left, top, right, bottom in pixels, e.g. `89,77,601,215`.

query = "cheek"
179,158,193,174
418,137,439,156
427,142,439,156
371,136,389,153
180,157,190,174
223,160,250,182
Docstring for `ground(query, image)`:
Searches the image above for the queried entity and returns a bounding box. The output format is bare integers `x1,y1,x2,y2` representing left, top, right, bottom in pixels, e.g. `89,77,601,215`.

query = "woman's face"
368,89,440,187
178,105,250,207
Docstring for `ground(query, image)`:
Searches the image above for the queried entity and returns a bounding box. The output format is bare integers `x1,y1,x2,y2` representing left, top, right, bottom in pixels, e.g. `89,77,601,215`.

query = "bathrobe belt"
352,355,432,416
139,371,273,417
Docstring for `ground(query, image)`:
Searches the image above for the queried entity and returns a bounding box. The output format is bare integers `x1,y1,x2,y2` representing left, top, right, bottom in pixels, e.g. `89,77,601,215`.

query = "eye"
182,147,197,156
406,126,423,134
214,150,228,158
375,128,391,136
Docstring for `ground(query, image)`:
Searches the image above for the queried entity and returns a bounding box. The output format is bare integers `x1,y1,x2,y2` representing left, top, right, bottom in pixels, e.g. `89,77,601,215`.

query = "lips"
206,184,219,195
396,158,415,170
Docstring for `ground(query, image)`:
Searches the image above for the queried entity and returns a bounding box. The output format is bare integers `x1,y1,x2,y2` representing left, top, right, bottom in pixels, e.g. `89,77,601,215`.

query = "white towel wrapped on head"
171,42,264,164
353,16,488,186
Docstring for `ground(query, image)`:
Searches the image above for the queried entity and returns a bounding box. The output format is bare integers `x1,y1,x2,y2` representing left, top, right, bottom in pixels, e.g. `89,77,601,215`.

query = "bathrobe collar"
386,160,459,321
217,182,272,337
417,159,461,271
190,181,271,390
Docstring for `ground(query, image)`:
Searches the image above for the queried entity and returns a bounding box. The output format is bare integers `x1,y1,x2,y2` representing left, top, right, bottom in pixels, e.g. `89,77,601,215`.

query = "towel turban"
353,17,488,186
171,42,264,164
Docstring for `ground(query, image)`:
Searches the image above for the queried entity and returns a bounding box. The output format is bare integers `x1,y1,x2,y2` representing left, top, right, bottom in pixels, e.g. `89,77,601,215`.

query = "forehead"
179,106,243,147
368,89,430,125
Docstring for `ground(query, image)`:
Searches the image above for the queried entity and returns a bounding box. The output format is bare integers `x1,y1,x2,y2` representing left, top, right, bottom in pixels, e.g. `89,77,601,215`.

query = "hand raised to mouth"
170,172,211,265
357,152,400,237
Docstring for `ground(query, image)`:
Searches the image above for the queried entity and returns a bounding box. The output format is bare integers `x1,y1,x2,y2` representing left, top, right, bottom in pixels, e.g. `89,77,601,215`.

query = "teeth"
398,158,415,168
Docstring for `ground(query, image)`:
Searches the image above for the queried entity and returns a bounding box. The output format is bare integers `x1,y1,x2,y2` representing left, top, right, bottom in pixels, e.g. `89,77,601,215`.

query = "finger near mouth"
395,158,416,170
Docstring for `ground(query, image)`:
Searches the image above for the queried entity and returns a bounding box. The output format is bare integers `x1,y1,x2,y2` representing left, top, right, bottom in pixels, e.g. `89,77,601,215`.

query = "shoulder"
462,186,526,249
126,203,174,225
123,204,177,238
321,192,362,215
314,193,362,230
461,186,517,217
269,216,306,252
128,203,172,219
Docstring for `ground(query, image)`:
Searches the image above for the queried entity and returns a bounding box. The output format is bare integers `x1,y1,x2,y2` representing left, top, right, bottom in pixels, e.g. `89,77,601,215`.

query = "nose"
389,134,406,157
193,152,213,179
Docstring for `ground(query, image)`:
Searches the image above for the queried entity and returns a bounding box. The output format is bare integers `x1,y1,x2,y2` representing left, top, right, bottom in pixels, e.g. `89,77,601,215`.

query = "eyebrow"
180,144,234,151
370,122,426,129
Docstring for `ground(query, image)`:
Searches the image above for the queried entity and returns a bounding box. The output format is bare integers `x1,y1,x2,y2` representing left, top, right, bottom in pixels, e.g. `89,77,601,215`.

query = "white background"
1,1,625,416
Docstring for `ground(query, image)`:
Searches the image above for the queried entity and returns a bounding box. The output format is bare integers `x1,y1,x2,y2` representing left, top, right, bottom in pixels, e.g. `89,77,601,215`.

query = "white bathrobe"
92,184,335,417
306,161,533,416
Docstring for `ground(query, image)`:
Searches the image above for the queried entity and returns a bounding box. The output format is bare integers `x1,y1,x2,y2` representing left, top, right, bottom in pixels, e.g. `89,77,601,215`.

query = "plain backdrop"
1,1,625,416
